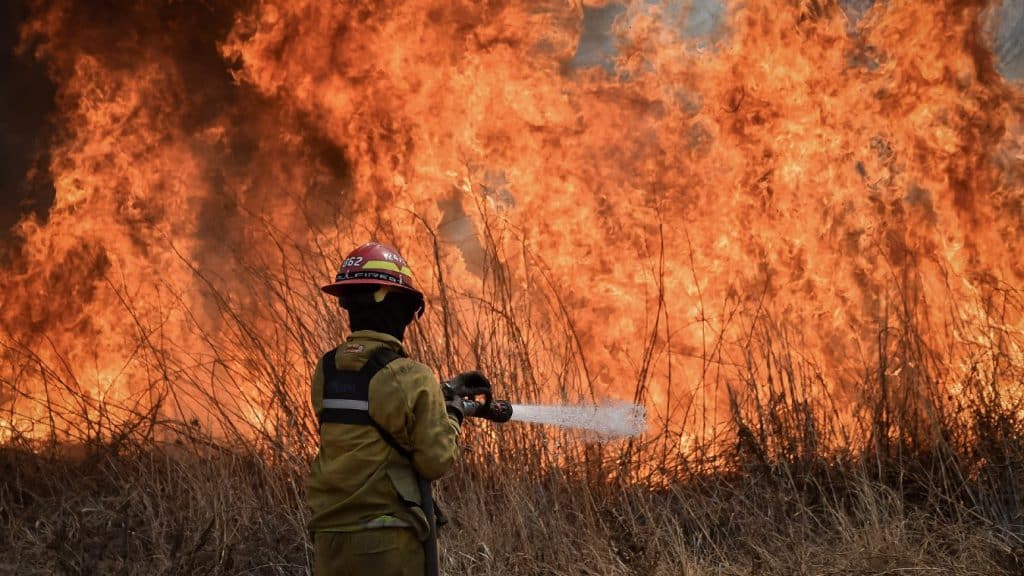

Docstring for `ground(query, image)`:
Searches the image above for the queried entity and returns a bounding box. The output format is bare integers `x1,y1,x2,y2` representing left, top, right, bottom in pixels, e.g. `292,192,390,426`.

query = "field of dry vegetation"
2,403,1022,575
3,277,1023,575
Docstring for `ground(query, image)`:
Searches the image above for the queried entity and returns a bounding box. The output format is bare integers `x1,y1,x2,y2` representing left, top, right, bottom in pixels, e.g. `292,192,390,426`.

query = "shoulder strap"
319,346,413,461
320,347,339,386
364,346,403,376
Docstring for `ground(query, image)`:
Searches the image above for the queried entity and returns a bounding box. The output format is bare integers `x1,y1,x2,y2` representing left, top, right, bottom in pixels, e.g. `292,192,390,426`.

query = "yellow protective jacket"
306,330,460,538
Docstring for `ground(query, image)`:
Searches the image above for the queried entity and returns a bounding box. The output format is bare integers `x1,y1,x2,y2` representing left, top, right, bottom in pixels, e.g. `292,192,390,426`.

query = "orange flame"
2,0,1023,457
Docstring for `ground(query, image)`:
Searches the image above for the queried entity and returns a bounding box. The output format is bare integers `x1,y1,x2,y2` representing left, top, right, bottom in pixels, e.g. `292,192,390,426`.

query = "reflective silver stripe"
322,398,369,411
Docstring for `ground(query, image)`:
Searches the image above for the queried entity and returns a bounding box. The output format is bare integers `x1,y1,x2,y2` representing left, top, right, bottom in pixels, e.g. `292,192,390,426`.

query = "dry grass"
2,223,1024,574
1,444,308,575
1,436,1021,575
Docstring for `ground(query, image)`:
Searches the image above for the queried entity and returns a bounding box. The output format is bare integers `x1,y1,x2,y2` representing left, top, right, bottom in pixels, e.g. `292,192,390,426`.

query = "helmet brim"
321,278,422,297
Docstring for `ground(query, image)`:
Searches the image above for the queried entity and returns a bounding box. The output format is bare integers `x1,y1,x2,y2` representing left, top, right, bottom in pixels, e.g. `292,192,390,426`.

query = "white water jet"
508,402,646,439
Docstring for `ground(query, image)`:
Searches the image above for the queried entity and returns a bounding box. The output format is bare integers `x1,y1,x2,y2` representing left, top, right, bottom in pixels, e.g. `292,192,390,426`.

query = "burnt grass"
1,435,1022,576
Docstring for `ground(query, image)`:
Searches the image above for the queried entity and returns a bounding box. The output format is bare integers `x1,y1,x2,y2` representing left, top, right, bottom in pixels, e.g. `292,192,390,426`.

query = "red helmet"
321,242,423,297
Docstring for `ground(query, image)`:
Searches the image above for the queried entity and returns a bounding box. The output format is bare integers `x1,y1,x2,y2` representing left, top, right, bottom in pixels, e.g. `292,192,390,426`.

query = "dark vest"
318,345,449,529
318,346,412,459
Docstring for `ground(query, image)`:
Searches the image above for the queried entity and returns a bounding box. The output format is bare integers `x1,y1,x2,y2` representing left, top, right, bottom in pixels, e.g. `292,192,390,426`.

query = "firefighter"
308,241,490,576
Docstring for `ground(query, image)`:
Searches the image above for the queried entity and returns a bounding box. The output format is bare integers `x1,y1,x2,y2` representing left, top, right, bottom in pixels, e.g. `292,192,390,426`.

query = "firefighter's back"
307,330,459,575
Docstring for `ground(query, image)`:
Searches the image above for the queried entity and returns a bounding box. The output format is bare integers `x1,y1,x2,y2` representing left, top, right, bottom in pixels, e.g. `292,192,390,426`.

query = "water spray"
428,382,645,576
458,391,647,438
503,402,646,438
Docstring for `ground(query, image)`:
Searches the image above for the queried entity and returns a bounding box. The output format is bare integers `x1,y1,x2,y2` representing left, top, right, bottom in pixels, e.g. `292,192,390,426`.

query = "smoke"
0,0,356,334
996,0,1024,78
0,0,55,261
569,1,1024,78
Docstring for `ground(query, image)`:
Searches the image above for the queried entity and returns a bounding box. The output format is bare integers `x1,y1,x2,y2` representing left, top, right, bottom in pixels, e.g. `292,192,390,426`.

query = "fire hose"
420,383,513,576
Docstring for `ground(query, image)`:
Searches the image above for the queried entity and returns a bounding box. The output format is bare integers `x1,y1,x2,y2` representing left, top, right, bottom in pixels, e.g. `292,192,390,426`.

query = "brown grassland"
2,290,1023,575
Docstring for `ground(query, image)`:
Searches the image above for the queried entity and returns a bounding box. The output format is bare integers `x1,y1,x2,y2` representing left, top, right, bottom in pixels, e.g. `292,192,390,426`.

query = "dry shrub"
2,226,1023,574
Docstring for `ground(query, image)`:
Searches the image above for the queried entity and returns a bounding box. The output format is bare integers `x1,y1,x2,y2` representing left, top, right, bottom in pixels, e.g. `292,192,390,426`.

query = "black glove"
445,398,479,424
445,371,492,399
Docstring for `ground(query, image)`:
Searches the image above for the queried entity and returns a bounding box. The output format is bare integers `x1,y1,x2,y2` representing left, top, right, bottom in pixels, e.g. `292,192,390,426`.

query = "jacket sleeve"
393,361,461,480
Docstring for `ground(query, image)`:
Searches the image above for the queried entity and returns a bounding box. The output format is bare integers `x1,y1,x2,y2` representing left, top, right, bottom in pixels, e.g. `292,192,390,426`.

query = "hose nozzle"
475,399,513,423
441,379,512,423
